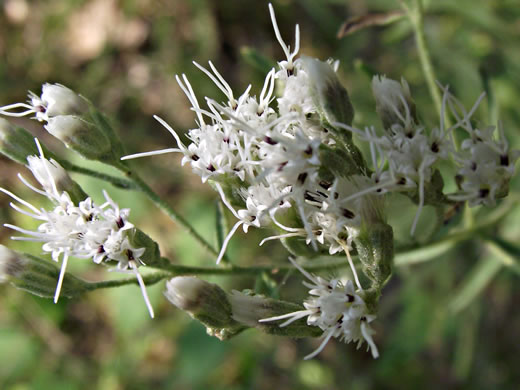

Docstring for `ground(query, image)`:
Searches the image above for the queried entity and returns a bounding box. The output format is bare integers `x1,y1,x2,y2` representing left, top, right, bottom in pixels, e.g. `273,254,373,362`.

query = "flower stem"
115,161,220,257
60,161,136,189
86,258,353,290
405,0,453,129
395,195,516,266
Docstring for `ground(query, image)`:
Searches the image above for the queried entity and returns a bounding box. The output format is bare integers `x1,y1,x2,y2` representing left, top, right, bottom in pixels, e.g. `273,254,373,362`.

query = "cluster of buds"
124,3,518,358
123,5,388,270
123,4,391,358
339,77,519,234
0,138,155,317
0,2,517,362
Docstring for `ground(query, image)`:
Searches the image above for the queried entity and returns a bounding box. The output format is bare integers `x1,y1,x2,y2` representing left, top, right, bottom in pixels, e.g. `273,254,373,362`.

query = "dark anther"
471,162,477,171
126,249,134,261
287,68,294,76
341,208,355,219
264,136,278,145
36,105,46,113
85,214,93,222
431,142,439,153
304,191,318,202
317,191,327,198
319,180,332,189
116,217,125,229
479,188,490,198
360,316,367,322
191,154,200,161
297,172,308,184
406,132,414,138
97,245,105,254
334,192,339,199
337,316,343,325
500,155,509,166
250,215,256,222
304,145,313,155
397,177,406,185
346,294,354,302
223,137,230,144
277,161,288,171
207,164,216,172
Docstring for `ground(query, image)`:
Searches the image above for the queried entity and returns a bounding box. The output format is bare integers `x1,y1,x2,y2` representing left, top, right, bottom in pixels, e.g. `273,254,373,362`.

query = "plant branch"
404,0,453,130
86,258,352,290
60,160,136,189
112,160,220,258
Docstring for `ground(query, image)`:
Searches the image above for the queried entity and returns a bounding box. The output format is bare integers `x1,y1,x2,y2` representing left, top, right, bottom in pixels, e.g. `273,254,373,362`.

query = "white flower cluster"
124,4,382,265
335,76,519,234
441,87,520,206
0,140,154,317
260,258,378,360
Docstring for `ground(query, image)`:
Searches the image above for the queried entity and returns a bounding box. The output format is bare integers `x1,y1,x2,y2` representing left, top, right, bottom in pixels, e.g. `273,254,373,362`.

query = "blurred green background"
1,0,520,389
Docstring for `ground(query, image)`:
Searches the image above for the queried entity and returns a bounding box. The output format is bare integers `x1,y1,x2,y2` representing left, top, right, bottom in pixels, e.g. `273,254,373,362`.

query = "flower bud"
300,56,354,127
36,83,89,119
0,245,26,283
0,246,88,298
165,276,239,330
45,115,113,162
26,155,88,203
0,118,40,164
372,75,417,131
229,290,321,338
354,223,393,288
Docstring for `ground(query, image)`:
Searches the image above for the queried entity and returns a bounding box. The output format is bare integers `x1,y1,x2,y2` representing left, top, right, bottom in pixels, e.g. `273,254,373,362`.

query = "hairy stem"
60,161,136,189
132,175,219,257
86,258,353,290
405,0,453,130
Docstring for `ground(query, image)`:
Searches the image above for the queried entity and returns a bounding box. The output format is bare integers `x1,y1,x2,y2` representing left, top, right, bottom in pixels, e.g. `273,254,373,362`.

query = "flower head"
260,258,379,359
0,139,154,317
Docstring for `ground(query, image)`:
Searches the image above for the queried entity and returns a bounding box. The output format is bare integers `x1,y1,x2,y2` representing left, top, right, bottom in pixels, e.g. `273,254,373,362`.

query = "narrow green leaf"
484,238,520,276
449,255,502,314
395,239,455,266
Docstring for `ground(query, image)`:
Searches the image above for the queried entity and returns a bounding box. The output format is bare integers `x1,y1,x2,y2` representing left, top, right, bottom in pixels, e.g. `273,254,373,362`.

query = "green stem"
60,161,136,190
86,258,352,290
155,257,351,275
406,0,453,130
86,271,171,290
113,161,220,257
395,196,515,266
132,173,219,257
